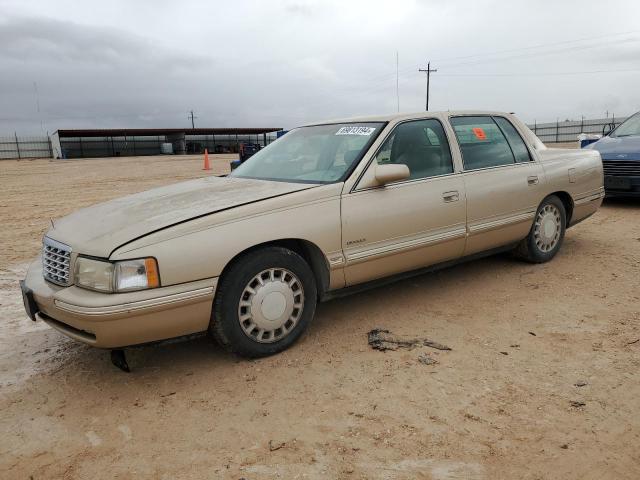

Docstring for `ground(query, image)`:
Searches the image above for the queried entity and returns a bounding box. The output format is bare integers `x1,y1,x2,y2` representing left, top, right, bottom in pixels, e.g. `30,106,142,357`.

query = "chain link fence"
0,135,52,160
1,115,634,159
527,116,628,144
0,132,281,160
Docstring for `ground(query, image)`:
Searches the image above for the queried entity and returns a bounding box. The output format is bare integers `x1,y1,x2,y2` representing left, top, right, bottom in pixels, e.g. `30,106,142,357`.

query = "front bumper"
604,175,640,197
22,258,217,348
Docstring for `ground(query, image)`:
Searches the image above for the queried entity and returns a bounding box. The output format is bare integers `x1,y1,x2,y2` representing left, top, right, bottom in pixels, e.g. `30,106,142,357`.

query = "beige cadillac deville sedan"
21,111,604,361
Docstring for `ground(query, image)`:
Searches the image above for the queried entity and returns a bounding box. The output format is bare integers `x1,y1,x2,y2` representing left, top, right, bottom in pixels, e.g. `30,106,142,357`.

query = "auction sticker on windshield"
335,126,376,136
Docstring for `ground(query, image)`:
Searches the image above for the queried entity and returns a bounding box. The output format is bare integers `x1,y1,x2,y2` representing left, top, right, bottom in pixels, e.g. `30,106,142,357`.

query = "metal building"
50,127,283,159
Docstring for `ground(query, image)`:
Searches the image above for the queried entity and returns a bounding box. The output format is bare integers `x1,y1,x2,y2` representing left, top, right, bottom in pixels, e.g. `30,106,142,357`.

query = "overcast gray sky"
1,0,640,134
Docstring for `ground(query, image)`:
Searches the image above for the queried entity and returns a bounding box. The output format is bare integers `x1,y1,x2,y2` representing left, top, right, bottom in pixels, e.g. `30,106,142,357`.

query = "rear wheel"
210,247,317,358
516,195,566,263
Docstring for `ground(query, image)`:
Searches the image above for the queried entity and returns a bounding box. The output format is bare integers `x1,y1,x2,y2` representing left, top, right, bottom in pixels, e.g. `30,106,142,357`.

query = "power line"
358,30,640,89
297,33,640,114
433,29,640,65
418,61,437,111
438,37,640,69
436,68,640,77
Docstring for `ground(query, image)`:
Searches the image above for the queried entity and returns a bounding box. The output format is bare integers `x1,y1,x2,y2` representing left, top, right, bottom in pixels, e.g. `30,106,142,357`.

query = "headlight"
75,257,115,292
75,257,159,293
114,259,160,292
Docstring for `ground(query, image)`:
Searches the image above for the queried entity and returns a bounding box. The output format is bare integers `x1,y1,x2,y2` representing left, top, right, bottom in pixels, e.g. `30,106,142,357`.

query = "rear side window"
494,117,532,163
374,119,454,180
450,116,515,170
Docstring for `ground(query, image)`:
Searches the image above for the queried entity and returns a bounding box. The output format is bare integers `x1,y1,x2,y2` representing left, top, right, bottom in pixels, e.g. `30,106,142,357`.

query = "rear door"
341,118,467,285
449,115,546,256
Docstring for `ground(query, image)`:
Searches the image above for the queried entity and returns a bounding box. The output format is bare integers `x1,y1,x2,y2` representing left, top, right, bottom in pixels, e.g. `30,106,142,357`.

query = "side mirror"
375,163,410,185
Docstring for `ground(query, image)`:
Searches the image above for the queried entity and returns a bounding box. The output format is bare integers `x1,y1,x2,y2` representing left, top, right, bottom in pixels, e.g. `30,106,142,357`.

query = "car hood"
590,135,640,160
46,176,316,257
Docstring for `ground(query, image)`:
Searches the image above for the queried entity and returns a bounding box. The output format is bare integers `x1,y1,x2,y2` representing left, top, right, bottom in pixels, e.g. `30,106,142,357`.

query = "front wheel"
210,247,317,358
516,195,567,263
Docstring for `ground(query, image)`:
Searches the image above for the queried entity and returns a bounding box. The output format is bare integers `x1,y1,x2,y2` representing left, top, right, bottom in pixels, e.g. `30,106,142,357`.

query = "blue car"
586,112,640,197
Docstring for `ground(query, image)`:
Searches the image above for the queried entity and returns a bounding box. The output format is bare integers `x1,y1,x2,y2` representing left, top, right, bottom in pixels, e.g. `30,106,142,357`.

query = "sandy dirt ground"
1,155,639,480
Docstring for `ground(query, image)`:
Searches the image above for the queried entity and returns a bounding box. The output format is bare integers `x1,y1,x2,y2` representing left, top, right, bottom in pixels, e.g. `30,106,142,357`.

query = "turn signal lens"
144,258,160,288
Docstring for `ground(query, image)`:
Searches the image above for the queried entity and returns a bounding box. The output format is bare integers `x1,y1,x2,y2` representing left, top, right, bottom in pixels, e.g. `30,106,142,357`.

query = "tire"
515,195,567,263
210,246,317,358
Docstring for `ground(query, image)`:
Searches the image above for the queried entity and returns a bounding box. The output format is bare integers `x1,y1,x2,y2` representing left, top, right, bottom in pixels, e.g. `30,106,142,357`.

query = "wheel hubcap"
533,204,561,252
238,268,304,343
261,291,287,320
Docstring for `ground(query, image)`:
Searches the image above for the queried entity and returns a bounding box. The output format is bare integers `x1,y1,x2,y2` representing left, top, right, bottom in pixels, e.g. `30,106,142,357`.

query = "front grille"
602,160,640,177
42,237,72,286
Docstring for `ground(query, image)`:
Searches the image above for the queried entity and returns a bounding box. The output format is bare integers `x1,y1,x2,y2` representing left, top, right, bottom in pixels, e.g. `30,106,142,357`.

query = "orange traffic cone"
202,148,211,171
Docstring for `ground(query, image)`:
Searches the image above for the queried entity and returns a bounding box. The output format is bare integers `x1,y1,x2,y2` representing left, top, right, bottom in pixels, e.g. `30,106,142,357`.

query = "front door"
449,115,547,256
341,118,467,286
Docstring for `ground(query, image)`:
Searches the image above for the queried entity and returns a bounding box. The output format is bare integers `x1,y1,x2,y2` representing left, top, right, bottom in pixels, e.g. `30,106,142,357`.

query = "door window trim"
351,117,457,192
459,159,537,176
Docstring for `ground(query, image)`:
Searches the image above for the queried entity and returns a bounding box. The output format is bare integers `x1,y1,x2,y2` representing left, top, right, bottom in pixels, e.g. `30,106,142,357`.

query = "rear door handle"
442,190,459,202
527,175,539,185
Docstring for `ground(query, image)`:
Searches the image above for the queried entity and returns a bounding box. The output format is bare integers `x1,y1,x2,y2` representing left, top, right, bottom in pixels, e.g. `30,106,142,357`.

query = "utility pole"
33,81,43,132
396,51,400,112
418,61,437,111
188,110,197,129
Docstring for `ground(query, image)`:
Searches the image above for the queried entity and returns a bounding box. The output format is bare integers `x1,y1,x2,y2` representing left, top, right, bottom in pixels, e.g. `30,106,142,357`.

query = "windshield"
230,122,385,183
611,112,640,137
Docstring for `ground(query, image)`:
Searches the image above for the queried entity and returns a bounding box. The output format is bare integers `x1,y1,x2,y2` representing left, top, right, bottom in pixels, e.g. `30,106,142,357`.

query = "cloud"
1,0,640,134
0,16,223,133
0,16,210,70
283,1,316,16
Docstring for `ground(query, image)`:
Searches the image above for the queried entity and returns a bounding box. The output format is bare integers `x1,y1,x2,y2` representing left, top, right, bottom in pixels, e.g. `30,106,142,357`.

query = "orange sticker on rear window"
472,127,487,140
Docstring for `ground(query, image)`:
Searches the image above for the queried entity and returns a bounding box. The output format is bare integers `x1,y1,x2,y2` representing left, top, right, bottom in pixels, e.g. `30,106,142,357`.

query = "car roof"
301,110,515,127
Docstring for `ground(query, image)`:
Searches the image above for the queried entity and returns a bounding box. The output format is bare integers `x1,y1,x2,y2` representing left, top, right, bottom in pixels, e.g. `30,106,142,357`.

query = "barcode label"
335,126,376,136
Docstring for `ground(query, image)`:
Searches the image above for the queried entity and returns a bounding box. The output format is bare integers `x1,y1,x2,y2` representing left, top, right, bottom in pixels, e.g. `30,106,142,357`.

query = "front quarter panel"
109,183,344,288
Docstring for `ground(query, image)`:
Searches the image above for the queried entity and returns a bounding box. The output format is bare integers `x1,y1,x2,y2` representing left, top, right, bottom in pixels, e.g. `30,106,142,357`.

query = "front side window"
374,119,454,180
231,122,384,183
451,116,515,170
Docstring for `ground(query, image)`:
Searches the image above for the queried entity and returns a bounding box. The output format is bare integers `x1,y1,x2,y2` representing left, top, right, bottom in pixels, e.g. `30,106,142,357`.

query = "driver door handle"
527,175,539,185
442,190,459,202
